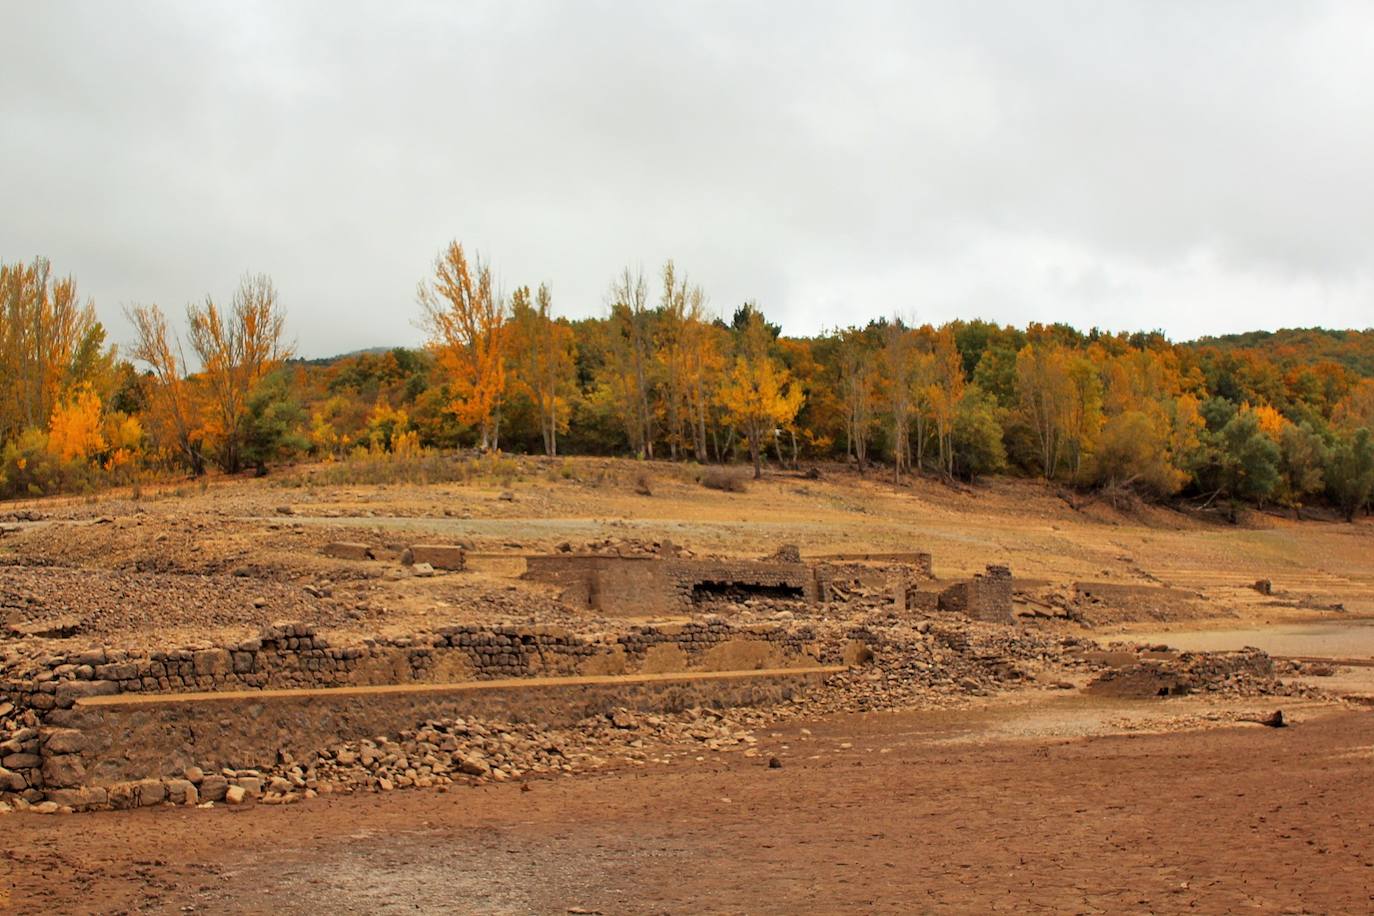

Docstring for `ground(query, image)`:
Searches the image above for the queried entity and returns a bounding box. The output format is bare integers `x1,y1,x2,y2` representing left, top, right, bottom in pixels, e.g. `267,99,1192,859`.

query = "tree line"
3,249,1373,520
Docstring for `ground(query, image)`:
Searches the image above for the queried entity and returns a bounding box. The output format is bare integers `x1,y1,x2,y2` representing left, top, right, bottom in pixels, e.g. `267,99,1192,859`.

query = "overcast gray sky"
2,1,1372,357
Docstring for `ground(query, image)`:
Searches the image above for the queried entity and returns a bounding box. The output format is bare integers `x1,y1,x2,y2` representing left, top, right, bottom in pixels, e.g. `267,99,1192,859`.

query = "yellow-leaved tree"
47,384,106,462
186,274,292,473
509,283,576,457
419,242,507,451
717,306,804,479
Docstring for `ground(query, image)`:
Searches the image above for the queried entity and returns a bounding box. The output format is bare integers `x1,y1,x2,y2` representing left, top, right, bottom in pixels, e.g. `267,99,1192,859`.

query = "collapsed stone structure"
933,565,1015,624
523,554,823,616
0,540,1025,814
519,547,1015,622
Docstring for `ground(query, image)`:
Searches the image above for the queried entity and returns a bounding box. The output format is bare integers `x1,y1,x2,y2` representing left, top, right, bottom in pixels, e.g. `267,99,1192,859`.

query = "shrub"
700,466,748,493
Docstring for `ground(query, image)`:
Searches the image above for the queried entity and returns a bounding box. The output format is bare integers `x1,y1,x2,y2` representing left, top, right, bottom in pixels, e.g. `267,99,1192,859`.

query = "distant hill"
1185,327,1374,377
290,346,412,367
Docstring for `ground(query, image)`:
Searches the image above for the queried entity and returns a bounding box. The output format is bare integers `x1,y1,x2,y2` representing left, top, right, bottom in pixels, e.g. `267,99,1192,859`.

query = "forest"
3,248,1373,520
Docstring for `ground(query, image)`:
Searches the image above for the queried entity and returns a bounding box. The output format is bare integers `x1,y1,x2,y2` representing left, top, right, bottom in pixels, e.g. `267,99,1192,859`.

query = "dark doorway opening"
690,580,805,602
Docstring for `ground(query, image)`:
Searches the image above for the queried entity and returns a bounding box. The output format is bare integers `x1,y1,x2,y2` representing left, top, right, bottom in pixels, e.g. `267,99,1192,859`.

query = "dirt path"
5,700,1373,914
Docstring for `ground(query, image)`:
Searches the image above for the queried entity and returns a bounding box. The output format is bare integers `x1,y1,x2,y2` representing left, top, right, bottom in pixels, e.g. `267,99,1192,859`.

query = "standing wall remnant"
523,555,821,616
938,565,1014,625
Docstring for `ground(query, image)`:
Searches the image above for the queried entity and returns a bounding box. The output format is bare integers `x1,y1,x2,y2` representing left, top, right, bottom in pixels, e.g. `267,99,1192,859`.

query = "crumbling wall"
938,565,1014,625
22,667,834,810
523,555,821,616
66,668,833,790
0,617,834,805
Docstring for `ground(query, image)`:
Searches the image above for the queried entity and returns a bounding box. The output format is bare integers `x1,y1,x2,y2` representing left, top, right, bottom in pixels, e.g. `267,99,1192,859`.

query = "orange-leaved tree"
717,305,803,479
126,303,205,474
419,242,507,451
47,383,106,462
186,273,292,473
1,257,112,442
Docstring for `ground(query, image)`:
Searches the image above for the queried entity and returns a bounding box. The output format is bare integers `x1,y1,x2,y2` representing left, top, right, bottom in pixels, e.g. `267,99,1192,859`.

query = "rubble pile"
553,537,696,559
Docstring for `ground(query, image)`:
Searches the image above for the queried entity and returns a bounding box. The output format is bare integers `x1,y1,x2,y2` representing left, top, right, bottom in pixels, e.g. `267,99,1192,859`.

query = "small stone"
411,563,435,578
768,757,783,769
224,785,247,805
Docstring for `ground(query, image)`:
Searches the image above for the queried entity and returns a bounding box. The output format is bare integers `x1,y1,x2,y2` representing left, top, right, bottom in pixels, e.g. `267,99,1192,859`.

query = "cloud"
2,1,1371,357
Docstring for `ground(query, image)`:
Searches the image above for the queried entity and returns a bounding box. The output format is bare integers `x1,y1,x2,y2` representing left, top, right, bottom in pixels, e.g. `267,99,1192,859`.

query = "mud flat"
3,696,1371,914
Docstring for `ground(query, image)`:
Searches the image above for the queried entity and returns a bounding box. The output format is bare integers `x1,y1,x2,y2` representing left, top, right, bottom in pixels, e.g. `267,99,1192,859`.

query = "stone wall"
63,668,835,790
0,617,835,808
937,565,1014,624
523,555,822,616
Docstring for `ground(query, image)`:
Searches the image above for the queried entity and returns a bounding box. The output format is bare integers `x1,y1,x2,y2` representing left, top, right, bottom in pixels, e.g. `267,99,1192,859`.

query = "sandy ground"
3,696,1371,915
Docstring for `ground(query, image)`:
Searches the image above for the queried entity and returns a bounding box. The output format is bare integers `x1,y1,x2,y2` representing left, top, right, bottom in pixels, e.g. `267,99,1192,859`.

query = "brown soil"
4,698,1372,914
4,458,1374,912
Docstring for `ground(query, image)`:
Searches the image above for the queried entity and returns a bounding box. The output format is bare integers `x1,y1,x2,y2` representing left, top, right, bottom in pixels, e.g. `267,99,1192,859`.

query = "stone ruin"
0,617,845,813
523,553,823,616
522,544,1016,625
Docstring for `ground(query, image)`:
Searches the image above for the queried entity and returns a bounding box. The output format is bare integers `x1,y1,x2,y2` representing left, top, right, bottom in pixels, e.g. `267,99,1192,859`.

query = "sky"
2,1,1372,358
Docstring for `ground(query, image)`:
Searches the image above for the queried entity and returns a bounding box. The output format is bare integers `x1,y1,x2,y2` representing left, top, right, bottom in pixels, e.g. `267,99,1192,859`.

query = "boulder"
199,774,229,802
54,680,118,705
40,754,85,788
0,766,26,791
193,648,231,677
44,786,106,809
322,542,373,561
164,779,198,805
42,730,85,752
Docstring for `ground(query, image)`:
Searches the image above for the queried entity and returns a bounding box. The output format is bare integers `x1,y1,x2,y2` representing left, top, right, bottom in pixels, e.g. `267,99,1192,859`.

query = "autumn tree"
0,257,113,442
126,303,206,473
835,327,877,470
509,283,576,456
653,261,714,460
1015,343,1071,479
187,273,293,473
419,242,507,451
605,266,656,458
879,320,915,482
1015,342,1103,480
47,384,106,463
683,305,725,461
924,326,966,476
1085,411,1187,497
717,306,803,479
